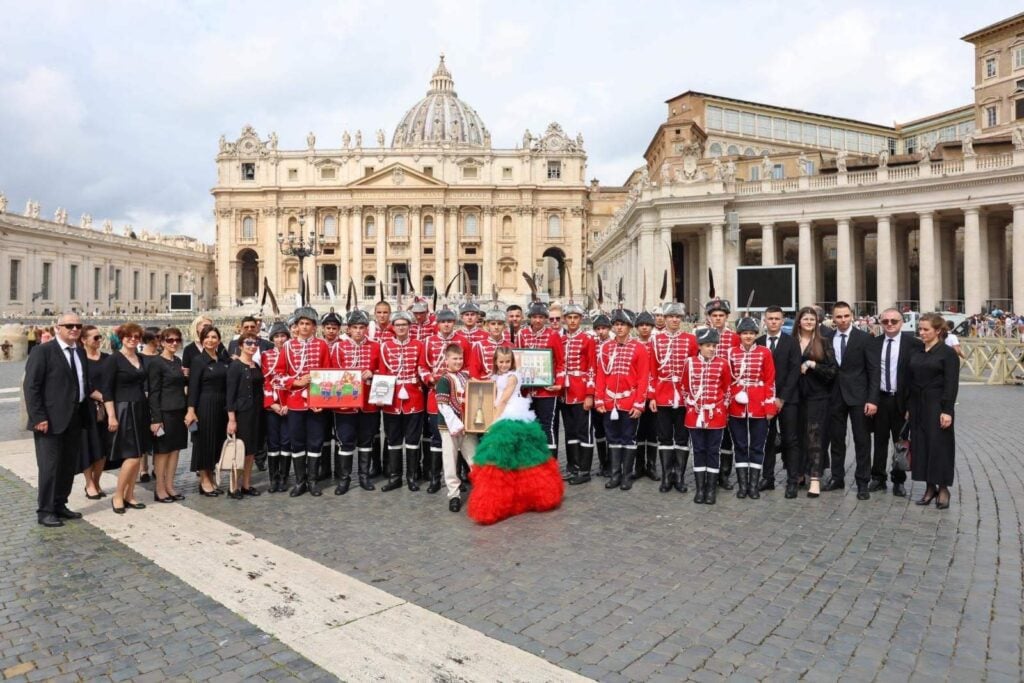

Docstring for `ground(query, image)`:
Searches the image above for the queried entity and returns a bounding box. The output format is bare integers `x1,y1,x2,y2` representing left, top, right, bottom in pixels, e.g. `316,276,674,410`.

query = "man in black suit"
824,302,880,499
756,306,802,497
226,315,273,358
23,312,91,527
869,308,923,496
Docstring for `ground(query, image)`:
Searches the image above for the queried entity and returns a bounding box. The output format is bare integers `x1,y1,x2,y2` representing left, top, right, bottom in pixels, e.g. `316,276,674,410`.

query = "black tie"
769,336,777,352
67,346,83,402
885,338,893,394
839,333,847,365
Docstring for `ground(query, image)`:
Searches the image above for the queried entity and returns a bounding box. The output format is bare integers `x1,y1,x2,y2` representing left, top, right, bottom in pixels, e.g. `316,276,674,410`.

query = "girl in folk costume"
261,321,292,493
682,327,733,505
422,306,467,494
649,301,699,493
433,343,476,512
726,316,777,500
594,309,650,491
272,307,330,497
467,347,564,525
378,310,429,492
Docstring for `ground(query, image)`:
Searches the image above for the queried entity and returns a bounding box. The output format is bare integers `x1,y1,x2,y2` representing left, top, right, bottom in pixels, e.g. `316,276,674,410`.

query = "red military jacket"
561,329,595,404
367,322,394,344
468,332,512,380
378,336,427,414
726,344,777,419
649,330,699,407
712,327,740,360
273,336,330,411
594,338,649,413
681,354,731,429
261,346,291,409
329,337,381,413
422,331,470,414
409,317,437,342
516,325,567,399
455,325,489,348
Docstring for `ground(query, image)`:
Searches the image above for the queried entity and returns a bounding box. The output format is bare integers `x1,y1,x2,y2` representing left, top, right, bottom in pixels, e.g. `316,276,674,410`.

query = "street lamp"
277,215,322,305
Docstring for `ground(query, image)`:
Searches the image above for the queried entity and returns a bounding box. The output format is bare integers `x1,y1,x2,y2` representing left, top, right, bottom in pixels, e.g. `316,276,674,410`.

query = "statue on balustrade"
760,154,773,179
836,150,848,173
878,148,889,168
342,130,351,148
0,192,6,214
1013,127,1024,152
306,131,316,150
797,152,809,176
961,134,975,158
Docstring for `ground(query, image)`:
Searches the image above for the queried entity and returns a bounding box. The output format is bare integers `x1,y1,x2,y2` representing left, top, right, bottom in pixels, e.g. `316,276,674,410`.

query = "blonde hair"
190,314,213,341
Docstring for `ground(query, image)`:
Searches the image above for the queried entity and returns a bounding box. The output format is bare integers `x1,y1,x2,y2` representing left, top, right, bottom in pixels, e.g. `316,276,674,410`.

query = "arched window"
323,215,337,238
288,216,298,233
392,213,406,237
502,215,513,237
547,214,562,238
743,147,755,156
727,145,739,156
464,213,478,236
423,215,434,238
363,275,376,299
708,143,723,157
364,215,376,239
242,216,255,240
422,275,435,296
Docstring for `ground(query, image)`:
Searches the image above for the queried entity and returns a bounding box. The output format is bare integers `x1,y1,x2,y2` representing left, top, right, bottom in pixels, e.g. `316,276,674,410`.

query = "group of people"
23,289,961,527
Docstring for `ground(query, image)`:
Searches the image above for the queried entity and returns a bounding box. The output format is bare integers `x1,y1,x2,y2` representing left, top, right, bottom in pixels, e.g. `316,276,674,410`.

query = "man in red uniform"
409,297,437,341
649,301,698,493
727,316,777,499
366,298,392,477
261,321,292,493
561,301,596,485
706,297,740,490
589,312,612,477
273,306,330,497
329,308,381,493
317,309,345,483
378,310,428,492
456,301,488,346
682,327,732,505
632,310,658,481
594,309,649,491
517,300,566,461
422,307,466,493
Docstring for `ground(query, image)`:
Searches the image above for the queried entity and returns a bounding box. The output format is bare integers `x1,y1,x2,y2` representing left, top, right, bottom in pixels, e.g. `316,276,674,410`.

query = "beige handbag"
216,435,246,490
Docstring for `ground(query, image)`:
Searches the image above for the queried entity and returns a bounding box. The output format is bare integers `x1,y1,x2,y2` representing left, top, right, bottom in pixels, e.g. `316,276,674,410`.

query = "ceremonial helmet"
527,300,549,318
591,313,612,329
459,300,483,315
391,310,414,324
293,306,319,324
410,296,430,314
696,327,720,345
610,308,635,326
705,297,731,315
563,301,586,317
736,316,759,333
484,307,505,323
662,302,686,317
269,321,290,339
635,310,656,327
346,310,370,326
435,307,458,323
320,309,343,327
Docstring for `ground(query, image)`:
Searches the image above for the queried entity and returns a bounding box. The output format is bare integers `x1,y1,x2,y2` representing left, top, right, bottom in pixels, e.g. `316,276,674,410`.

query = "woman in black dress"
137,327,162,483
794,307,838,498
226,333,265,499
910,313,960,509
186,325,230,496
80,324,113,499
148,327,189,503
103,323,151,513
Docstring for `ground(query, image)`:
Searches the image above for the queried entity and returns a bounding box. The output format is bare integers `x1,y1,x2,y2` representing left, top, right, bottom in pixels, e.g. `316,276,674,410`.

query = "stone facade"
213,56,589,308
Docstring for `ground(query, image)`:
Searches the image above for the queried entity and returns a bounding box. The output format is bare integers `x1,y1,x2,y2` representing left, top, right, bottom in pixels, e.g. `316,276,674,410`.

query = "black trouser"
729,417,769,469
382,413,424,456
265,409,290,453
765,403,799,484
871,393,907,484
533,397,560,455
829,400,872,485
287,410,325,457
602,412,637,446
560,401,593,459
655,406,688,450
691,428,723,473
334,411,379,454
34,405,83,516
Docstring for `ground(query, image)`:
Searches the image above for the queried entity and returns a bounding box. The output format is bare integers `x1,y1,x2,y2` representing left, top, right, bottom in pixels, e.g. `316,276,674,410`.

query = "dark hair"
764,305,784,315
444,343,464,357
795,306,825,361
161,327,182,341
238,332,259,346
82,324,99,340
199,324,221,342
241,316,258,326
118,322,144,340
832,301,852,313
493,346,516,370
505,304,522,313
374,301,392,311
142,326,161,345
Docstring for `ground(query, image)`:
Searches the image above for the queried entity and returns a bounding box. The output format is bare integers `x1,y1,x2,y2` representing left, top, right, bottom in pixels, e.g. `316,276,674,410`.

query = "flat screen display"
734,266,796,311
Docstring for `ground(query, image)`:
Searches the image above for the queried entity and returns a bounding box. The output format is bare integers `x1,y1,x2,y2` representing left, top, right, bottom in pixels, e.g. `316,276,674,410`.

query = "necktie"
769,336,777,352
839,333,847,365
885,338,893,393
67,346,83,402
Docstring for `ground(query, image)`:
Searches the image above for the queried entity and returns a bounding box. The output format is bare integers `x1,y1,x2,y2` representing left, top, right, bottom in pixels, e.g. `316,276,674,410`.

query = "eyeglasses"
89,335,102,342
881,318,901,325
163,337,182,343
60,324,83,330
549,317,561,322
242,339,259,346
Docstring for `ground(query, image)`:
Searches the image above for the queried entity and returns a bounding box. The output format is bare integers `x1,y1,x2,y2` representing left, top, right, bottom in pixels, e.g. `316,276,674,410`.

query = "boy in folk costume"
378,310,429,492
649,301,698,493
561,300,596,485
594,308,650,491
632,309,658,481
433,343,477,513
422,306,468,494
726,315,777,499
273,306,330,497
682,327,732,505
262,321,292,493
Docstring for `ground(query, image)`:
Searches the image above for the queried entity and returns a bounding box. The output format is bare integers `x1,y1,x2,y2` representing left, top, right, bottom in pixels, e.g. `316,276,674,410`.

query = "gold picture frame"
464,379,496,434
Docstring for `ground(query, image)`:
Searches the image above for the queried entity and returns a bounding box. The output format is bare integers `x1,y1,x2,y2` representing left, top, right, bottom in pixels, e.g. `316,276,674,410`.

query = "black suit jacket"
756,333,801,405
830,327,880,406
873,331,923,414
23,340,91,434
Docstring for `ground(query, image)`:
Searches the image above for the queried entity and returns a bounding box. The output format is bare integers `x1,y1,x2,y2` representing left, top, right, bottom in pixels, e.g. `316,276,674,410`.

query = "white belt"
660,376,680,383
396,379,419,385
607,389,632,399
566,371,586,377
737,381,764,388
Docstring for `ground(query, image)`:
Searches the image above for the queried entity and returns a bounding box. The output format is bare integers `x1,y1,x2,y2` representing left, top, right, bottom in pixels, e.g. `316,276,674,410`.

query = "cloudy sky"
0,1,1017,242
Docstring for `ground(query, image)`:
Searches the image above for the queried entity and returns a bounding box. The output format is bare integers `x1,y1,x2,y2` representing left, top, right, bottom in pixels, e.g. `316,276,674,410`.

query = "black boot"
318,441,334,481
457,453,470,492
620,447,636,491
419,439,430,483
675,448,690,493
426,449,443,494
748,468,761,499
380,448,403,492
406,448,421,492
644,444,659,480
279,455,291,491
357,450,375,491
605,446,622,489
307,455,322,496
334,452,352,495
266,455,279,493
563,443,579,481
736,468,749,499
369,436,383,478
289,456,308,497
719,452,734,489
705,473,718,504
569,446,593,485
658,448,674,493
693,472,706,504
255,448,267,472
596,439,610,477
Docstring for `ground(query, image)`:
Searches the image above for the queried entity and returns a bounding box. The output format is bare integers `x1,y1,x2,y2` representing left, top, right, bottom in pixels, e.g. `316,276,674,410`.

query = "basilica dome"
391,55,490,148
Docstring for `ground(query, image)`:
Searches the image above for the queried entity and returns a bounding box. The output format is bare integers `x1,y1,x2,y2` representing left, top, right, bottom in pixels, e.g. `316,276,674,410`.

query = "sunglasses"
89,335,102,342
163,337,182,343
242,339,259,346
124,334,141,340
549,317,561,322
881,318,901,325
60,324,83,330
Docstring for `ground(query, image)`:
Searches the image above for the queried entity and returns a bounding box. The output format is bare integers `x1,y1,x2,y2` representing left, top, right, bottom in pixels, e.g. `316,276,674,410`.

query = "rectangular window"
756,114,771,138
115,270,123,299
749,166,760,181
69,264,78,300
547,161,561,179
741,112,755,136
41,262,51,300
787,120,801,143
724,109,740,133
241,163,255,180
888,137,897,154
287,168,298,181
424,247,433,255
502,166,513,179
1016,98,1024,121
802,123,816,145
422,166,433,176
364,166,375,176
9,259,20,300
772,117,787,141
706,105,723,130
462,166,478,179
94,267,101,300
772,164,784,180
1015,47,1024,69
985,56,997,79
904,136,917,154
320,167,336,180
132,271,140,300
986,105,998,127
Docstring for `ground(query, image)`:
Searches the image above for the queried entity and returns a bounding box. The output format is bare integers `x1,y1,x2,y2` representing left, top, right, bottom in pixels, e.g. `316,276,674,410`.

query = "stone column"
988,222,1005,299
516,208,531,294
698,229,709,310
409,206,422,291
797,220,816,306
482,207,494,296
835,217,853,304
639,226,656,307
375,206,386,292
917,211,938,313
351,208,363,301
939,224,955,302
963,207,983,314
709,222,725,299
875,215,895,310
723,227,739,303
1013,203,1024,312
434,207,446,293
852,225,866,304
216,209,233,307
338,208,350,293
447,208,460,289
687,237,699,308
978,211,990,306
761,223,776,265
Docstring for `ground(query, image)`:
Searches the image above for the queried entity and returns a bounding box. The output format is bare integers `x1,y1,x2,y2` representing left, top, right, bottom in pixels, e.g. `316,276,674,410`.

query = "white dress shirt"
879,333,902,393
832,326,852,366
57,338,86,402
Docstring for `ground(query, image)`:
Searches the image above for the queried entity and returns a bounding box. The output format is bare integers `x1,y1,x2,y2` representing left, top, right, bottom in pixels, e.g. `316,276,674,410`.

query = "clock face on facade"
241,139,256,154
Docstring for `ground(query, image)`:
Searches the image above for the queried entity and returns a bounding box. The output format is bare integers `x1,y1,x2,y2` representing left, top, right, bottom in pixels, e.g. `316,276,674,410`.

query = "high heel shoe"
199,487,219,497
915,486,937,506
85,486,102,500
154,493,175,503
170,493,185,501
936,488,950,509
807,478,821,498
112,499,126,514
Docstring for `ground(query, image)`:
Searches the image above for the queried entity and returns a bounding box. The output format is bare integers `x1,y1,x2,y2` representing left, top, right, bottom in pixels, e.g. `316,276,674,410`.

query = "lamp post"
277,215,322,305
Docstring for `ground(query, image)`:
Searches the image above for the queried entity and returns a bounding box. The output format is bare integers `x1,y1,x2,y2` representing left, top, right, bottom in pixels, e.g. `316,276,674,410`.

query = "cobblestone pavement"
0,470,336,683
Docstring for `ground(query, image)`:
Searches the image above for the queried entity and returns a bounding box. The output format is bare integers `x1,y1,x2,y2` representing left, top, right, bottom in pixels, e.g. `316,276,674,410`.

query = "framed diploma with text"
465,380,496,434
512,349,554,387
367,375,397,406
309,369,363,409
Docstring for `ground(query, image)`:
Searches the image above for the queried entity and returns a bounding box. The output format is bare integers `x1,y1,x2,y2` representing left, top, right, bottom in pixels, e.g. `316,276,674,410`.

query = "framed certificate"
309,370,363,409
367,374,397,406
513,349,554,387
465,380,496,434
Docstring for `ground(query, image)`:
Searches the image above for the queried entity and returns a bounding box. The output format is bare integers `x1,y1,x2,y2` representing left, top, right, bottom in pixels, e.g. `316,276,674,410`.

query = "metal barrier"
959,338,1024,385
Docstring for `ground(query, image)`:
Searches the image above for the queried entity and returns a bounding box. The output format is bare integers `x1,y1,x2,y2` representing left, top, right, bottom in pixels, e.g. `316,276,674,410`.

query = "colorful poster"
513,349,554,387
309,369,363,409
